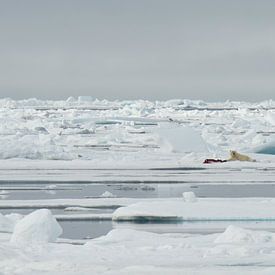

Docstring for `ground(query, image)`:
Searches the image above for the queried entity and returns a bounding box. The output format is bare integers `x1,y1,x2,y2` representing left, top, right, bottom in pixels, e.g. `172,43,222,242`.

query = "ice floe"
214,225,275,244
10,209,62,246
155,124,210,153
0,206,275,273
182,191,197,202
112,198,275,221
100,191,117,198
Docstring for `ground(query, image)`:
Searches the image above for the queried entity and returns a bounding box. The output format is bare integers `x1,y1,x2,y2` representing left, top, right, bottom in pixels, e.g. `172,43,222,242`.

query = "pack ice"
0,98,273,162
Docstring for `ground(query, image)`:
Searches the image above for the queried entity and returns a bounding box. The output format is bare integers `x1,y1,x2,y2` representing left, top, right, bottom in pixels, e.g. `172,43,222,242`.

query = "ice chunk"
214,225,275,244
112,198,275,222
100,191,116,198
155,124,209,153
10,209,62,246
182,192,197,202
44,184,57,190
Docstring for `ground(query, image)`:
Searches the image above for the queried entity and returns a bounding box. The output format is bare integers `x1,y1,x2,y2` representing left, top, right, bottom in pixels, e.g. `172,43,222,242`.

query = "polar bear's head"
230,150,237,158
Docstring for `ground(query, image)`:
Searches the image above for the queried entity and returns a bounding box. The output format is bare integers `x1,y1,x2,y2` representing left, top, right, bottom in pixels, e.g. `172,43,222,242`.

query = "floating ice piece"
112,198,275,221
214,225,275,244
44,184,57,190
155,124,210,153
100,191,117,198
10,209,62,246
182,192,197,202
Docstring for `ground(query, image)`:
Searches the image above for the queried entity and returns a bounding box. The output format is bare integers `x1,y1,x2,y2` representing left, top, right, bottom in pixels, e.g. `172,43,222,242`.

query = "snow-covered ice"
10,209,62,246
0,98,275,273
155,124,210,153
0,213,21,232
112,198,275,221
0,98,274,163
100,191,117,198
182,191,197,202
0,218,275,274
214,225,275,244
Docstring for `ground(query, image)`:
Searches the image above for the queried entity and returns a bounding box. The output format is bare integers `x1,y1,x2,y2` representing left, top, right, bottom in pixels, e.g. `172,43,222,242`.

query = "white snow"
156,124,210,153
0,98,275,273
182,191,197,202
214,225,275,244
10,209,62,246
0,98,273,161
1,223,275,274
100,191,116,198
112,198,275,221
0,213,17,232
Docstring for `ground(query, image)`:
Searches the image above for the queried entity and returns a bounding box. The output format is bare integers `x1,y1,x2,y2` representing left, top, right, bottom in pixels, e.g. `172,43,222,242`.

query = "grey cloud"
0,0,275,101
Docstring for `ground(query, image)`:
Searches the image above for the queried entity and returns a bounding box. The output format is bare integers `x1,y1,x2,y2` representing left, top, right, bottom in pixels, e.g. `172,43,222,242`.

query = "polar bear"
228,150,255,162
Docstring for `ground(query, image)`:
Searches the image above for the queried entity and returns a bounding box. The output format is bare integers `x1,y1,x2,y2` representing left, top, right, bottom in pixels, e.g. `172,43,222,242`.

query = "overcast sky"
0,0,275,101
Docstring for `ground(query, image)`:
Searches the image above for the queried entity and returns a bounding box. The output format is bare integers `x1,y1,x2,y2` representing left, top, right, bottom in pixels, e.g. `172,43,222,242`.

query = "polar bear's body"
228,150,255,162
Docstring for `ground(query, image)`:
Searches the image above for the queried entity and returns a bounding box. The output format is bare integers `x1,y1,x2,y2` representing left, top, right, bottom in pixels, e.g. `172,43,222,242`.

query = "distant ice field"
0,97,274,162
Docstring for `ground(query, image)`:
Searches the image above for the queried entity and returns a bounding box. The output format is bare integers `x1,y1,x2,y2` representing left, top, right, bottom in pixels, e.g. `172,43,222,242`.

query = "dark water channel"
2,182,275,240
2,183,275,200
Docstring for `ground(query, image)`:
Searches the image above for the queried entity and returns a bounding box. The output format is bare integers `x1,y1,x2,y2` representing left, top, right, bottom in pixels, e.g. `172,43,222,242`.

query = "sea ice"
0,213,16,232
253,139,275,155
155,124,210,153
0,98,274,162
100,191,116,198
214,225,275,244
182,191,197,202
112,198,275,221
10,209,62,246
